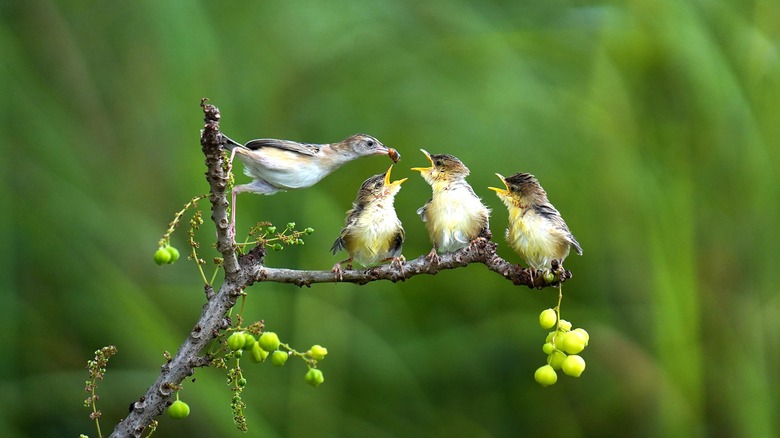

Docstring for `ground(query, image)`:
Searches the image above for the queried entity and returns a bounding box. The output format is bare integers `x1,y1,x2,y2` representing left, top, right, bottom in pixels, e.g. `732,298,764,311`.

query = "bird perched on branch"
412,149,490,263
489,172,582,274
223,133,401,229
331,166,407,276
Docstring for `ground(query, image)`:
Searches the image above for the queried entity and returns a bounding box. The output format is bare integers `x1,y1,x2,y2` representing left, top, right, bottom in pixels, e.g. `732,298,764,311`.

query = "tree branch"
109,100,570,437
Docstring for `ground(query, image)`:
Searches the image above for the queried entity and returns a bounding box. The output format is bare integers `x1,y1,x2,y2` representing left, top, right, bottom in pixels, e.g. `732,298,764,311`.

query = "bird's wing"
331,205,362,255
330,235,346,255
388,228,405,258
243,139,321,157
568,234,583,255
416,200,431,222
537,203,582,255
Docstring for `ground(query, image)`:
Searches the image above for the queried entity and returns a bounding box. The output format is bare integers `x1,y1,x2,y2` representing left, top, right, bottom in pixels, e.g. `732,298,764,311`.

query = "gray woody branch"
109,100,569,437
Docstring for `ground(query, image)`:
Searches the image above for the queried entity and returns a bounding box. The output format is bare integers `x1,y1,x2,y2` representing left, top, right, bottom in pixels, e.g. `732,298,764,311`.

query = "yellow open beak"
488,173,509,195
410,149,434,172
384,165,408,186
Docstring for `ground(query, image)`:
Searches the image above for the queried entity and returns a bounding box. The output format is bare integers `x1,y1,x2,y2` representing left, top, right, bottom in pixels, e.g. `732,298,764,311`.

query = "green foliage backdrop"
2,0,778,436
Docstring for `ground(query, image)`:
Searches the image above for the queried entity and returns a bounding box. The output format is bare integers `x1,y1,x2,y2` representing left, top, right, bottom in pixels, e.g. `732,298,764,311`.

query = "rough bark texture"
109,100,571,437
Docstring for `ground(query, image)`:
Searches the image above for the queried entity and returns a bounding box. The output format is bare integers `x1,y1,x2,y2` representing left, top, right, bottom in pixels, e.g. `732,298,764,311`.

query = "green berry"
237,378,247,387
543,270,555,284
272,243,283,251
227,332,246,351
562,354,586,377
558,319,573,331
572,328,590,345
270,350,288,367
561,331,587,354
553,333,567,350
547,350,567,370
154,248,171,265
242,333,256,350
304,227,314,235
308,345,328,360
545,331,556,343
168,400,190,419
534,365,558,387
539,308,557,330
165,246,180,263
234,349,243,358
257,332,281,352
287,222,296,229
542,342,555,355
249,343,268,363
266,226,277,234
305,368,325,387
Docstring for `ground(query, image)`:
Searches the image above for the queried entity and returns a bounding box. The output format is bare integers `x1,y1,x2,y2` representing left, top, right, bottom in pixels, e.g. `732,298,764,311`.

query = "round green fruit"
154,248,171,265
242,333,256,350
168,400,190,419
547,350,567,370
227,332,246,351
165,246,180,263
562,354,586,377
249,343,268,363
305,368,325,387
258,332,281,352
572,328,590,345
543,270,556,284
534,365,558,387
270,350,289,367
561,331,587,354
542,342,555,355
539,308,557,330
308,345,328,360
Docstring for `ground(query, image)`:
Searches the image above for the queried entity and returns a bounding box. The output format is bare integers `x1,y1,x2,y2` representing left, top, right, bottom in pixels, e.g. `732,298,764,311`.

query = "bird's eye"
434,160,442,167
366,139,375,147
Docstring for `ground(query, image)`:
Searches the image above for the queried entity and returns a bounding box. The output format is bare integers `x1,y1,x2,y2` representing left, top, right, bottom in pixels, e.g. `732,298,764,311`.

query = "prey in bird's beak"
488,173,509,196
388,148,401,163
410,149,434,172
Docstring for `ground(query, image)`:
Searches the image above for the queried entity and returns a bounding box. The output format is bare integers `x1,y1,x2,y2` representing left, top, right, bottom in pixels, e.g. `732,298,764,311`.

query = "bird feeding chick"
489,172,582,277
331,165,407,277
412,149,490,263
223,133,401,229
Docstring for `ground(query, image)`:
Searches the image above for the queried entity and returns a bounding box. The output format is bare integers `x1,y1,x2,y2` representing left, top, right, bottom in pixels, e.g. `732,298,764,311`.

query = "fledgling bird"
223,134,401,228
489,172,582,273
331,166,407,275
411,149,490,263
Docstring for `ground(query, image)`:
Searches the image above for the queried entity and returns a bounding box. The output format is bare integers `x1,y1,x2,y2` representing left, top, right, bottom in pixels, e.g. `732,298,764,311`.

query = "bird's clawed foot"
383,255,406,279
425,248,440,266
331,259,352,282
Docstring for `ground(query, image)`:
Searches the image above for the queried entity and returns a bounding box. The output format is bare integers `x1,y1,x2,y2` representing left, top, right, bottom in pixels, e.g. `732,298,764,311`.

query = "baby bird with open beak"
489,172,582,274
331,165,407,275
412,150,490,263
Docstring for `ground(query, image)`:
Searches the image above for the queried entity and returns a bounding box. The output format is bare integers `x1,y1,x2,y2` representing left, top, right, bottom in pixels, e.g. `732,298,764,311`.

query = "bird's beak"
488,173,509,195
410,149,434,172
385,165,407,187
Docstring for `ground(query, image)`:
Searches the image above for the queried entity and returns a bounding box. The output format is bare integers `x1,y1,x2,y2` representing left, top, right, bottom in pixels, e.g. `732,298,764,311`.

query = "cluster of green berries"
534,308,589,387
154,245,180,265
226,331,326,387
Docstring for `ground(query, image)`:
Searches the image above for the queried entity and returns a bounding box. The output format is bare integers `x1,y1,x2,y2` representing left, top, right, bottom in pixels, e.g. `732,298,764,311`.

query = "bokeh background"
2,0,779,436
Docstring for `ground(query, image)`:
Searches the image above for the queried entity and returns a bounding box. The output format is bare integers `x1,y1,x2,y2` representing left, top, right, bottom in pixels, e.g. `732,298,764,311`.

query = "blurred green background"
2,0,779,436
